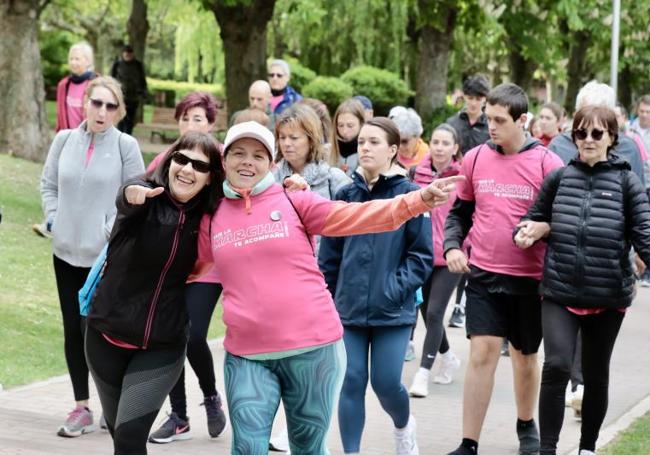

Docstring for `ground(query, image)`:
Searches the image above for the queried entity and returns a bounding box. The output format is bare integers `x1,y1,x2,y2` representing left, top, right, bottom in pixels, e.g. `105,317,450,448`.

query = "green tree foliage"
279,55,316,92
341,66,413,116
302,76,353,113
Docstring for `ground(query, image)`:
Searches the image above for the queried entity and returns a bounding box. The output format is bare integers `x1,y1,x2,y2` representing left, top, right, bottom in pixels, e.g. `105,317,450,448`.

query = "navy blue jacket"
318,170,433,327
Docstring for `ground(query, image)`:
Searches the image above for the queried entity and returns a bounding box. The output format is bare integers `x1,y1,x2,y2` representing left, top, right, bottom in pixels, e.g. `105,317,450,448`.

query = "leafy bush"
276,56,317,93
302,76,354,113
40,30,74,98
341,65,413,116
146,78,225,107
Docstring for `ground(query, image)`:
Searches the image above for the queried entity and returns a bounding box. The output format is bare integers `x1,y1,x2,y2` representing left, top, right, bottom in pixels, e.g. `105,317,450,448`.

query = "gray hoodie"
40,122,145,267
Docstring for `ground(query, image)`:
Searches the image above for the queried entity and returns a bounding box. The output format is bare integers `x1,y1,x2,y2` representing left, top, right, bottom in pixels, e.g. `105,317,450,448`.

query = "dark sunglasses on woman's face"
171,152,211,174
89,98,119,112
574,128,605,141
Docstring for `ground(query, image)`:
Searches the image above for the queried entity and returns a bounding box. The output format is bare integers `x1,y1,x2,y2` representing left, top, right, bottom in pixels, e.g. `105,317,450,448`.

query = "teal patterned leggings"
224,340,346,454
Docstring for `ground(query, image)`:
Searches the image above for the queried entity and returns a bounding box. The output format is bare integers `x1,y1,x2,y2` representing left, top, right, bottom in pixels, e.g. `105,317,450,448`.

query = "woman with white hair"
56,42,97,131
389,107,429,168
41,76,145,437
268,58,302,115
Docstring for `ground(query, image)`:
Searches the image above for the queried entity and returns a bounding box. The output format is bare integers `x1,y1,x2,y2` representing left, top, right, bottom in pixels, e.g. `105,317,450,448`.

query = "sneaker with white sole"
269,428,290,452
202,394,227,438
571,384,584,421
148,412,191,444
433,353,461,385
404,341,416,362
578,450,596,455
448,306,465,328
57,406,95,437
409,369,430,397
395,415,419,455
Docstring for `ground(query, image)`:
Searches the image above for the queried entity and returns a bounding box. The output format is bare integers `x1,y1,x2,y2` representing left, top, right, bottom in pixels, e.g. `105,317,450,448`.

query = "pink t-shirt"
457,143,564,279
270,94,283,113
66,81,87,129
197,184,431,355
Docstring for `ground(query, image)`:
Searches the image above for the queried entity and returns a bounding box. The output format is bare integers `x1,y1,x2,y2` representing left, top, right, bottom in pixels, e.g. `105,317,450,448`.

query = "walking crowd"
35,41,650,455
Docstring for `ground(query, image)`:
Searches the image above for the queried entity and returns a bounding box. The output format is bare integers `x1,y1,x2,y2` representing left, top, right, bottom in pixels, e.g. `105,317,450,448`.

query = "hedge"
341,66,413,116
302,77,355,113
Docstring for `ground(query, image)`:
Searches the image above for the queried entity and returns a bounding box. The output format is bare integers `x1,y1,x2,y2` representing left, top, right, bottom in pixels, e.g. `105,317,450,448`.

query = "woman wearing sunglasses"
84,132,224,455
40,75,145,438
514,105,650,455
146,92,229,443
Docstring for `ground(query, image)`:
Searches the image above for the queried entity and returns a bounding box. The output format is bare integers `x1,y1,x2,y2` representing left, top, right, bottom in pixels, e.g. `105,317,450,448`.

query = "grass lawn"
601,410,650,454
0,153,223,389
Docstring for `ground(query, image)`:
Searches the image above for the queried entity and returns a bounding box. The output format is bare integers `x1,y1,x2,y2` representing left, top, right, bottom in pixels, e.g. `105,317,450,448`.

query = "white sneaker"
579,450,596,455
395,415,419,455
571,384,584,421
565,384,573,407
404,342,416,362
269,428,290,452
409,369,430,398
433,352,461,384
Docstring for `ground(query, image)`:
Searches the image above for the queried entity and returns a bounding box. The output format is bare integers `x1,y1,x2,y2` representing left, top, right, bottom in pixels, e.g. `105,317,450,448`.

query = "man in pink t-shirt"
443,84,564,455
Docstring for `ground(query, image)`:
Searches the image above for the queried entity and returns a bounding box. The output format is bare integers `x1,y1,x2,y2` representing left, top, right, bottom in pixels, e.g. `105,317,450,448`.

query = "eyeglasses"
268,73,285,79
171,152,211,173
574,128,605,141
89,98,119,112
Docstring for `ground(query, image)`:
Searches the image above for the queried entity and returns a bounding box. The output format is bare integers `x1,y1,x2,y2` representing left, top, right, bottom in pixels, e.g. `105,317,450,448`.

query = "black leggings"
53,255,91,401
418,266,462,369
85,325,185,455
168,282,222,419
539,301,624,454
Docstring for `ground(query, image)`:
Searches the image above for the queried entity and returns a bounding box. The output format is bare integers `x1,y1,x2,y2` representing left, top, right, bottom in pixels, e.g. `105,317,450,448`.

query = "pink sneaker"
57,406,95,437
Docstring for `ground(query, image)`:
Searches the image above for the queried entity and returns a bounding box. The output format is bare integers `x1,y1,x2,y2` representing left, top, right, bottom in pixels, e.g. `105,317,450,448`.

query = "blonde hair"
329,98,365,166
275,104,325,164
69,42,94,71
85,76,127,121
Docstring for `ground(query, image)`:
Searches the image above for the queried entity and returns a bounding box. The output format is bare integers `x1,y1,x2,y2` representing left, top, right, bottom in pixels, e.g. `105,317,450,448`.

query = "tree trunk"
564,29,590,115
509,47,537,93
0,1,49,161
205,0,276,114
127,0,149,62
414,1,456,121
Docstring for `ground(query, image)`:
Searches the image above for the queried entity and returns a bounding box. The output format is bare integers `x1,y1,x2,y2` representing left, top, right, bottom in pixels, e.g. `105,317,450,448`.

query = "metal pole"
611,0,621,98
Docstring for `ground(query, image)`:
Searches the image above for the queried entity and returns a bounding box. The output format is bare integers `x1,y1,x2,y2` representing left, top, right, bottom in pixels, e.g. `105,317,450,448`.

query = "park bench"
139,103,229,143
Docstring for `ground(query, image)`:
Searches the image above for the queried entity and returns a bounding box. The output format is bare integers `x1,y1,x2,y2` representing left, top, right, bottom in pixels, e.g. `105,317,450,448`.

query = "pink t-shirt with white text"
457,143,564,279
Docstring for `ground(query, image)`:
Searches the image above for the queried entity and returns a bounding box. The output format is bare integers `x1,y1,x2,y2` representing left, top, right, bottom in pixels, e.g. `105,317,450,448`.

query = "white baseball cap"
223,121,276,160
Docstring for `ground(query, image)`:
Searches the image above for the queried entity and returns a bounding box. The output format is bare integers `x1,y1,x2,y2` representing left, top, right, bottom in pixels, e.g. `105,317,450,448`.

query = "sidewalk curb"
0,337,225,396
564,392,650,454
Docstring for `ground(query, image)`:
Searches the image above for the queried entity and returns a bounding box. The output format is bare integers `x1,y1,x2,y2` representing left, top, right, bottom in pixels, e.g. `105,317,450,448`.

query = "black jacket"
446,110,489,155
520,155,650,308
88,180,207,349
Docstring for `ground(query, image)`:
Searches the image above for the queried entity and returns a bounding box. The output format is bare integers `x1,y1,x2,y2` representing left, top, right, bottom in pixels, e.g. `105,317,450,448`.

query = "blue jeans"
338,325,412,453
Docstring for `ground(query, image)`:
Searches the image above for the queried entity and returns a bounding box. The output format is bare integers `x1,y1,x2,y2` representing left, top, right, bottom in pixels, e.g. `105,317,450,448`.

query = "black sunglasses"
574,128,605,141
89,98,119,112
171,152,211,174
268,72,285,78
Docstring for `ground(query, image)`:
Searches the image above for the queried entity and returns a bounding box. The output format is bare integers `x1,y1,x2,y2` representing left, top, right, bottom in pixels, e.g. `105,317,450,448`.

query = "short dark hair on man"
462,75,490,97
487,83,528,121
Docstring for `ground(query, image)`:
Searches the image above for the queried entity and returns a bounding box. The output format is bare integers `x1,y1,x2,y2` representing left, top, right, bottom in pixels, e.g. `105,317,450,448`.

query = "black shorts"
465,278,542,355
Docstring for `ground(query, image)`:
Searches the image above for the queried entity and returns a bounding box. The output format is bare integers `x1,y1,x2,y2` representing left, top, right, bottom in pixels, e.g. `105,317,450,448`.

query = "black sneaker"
448,306,465,328
148,412,191,444
517,420,540,455
202,394,227,438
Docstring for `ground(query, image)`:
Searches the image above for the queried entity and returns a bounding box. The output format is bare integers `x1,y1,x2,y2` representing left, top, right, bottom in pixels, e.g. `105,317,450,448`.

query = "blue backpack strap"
78,243,108,316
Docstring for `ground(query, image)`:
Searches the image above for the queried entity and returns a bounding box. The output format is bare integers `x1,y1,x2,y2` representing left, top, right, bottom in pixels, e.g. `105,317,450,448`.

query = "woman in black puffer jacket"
514,105,650,455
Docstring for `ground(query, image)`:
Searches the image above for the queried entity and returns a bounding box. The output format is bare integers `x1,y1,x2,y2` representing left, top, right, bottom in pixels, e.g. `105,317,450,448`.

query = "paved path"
2,289,650,454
